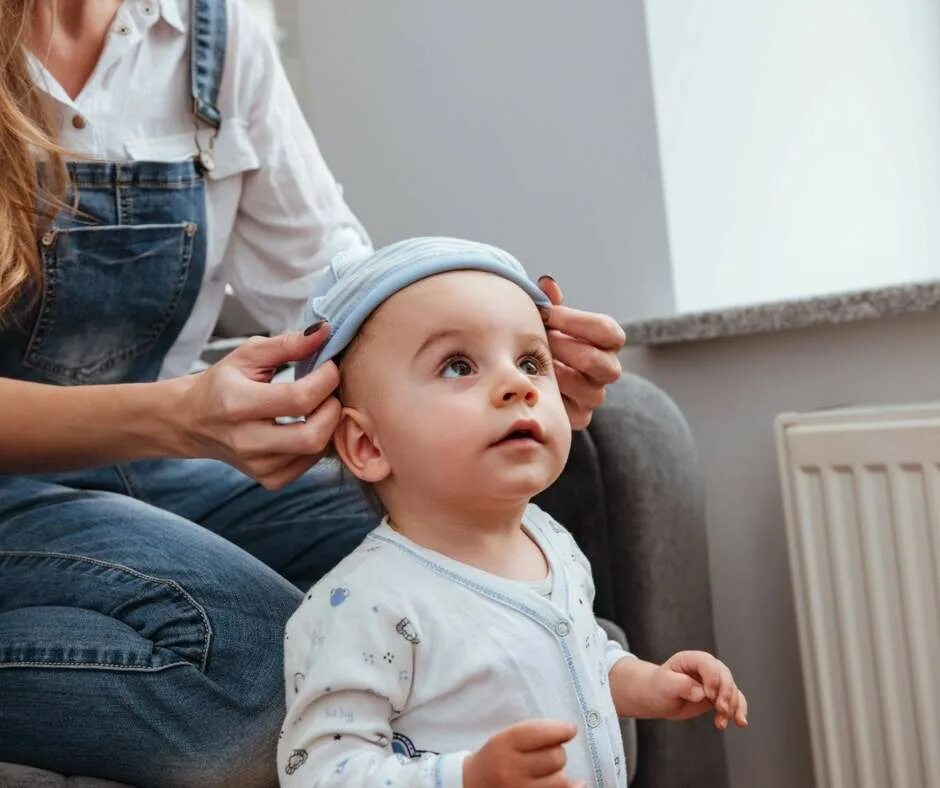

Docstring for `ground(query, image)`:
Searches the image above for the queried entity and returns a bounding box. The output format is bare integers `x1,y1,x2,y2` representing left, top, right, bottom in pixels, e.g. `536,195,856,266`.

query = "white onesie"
279,503,632,787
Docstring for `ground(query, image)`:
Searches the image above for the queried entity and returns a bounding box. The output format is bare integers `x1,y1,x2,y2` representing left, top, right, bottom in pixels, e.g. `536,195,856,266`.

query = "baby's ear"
333,406,390,483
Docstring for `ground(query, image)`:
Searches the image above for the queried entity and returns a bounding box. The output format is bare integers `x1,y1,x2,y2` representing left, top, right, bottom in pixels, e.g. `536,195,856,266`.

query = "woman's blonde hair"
0,0,69,323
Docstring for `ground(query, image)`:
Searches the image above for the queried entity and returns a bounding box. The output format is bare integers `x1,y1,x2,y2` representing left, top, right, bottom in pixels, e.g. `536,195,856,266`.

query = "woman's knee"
0,484,300,785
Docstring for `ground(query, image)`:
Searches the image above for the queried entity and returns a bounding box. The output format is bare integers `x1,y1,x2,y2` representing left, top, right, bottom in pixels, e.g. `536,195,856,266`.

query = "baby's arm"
279,587,469,787
555,514,748,729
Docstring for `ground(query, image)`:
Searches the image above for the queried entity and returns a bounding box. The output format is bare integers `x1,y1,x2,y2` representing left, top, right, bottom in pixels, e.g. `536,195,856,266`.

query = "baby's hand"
462,719,586,788
649,650,748,730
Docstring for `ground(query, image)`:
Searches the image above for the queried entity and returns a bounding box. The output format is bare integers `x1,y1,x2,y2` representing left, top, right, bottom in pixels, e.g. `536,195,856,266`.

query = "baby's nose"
493,380,539,406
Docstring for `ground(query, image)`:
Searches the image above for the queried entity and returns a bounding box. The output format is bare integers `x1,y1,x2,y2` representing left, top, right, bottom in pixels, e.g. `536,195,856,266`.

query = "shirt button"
71,114,86,130
40,231,55,247
586,710,601,728
115,23,131,35
184,223,198,237
554,620,570,637
141,3,154,13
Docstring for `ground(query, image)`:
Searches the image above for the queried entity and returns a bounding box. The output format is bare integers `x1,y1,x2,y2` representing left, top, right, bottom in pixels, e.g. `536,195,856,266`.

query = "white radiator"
775,404,940,788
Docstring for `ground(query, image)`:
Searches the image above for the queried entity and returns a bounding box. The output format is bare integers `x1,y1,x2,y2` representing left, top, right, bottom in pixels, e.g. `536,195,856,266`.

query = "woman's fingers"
547,329,622,385
553,359,606,412
230,397,342,457
542,303,626,355
230,324,330,380
537,275,565,305
537,274,625,360
256,454,320,491
236,450,323,491
225,362,341,423
535,275,624,431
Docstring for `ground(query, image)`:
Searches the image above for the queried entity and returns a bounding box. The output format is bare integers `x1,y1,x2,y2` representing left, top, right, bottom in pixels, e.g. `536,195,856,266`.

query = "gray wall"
622,310,940,788
278,0,674,321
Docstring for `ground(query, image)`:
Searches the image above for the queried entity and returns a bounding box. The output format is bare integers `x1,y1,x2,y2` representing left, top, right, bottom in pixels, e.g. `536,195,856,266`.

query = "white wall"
645,0,940,313
622,310,940,788
277,0,675,322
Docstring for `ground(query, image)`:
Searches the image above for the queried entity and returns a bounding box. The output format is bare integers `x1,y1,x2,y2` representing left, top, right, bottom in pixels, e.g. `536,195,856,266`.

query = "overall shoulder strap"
189,0,227,129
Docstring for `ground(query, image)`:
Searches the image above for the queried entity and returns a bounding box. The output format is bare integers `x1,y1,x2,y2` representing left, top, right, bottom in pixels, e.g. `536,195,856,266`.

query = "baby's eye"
441,357,474,378
518,357,540,376
518,352,549,376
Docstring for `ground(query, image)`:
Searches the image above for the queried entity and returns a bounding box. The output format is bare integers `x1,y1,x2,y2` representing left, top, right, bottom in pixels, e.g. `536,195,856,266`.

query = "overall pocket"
24,222,196,385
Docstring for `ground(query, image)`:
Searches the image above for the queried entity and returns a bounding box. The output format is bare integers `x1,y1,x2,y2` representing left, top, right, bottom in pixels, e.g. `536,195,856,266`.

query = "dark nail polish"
538,274,557,284
304,320,325,336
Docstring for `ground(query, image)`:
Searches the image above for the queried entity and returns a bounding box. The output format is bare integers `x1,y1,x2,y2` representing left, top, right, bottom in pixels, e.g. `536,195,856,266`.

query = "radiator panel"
776,408,940,788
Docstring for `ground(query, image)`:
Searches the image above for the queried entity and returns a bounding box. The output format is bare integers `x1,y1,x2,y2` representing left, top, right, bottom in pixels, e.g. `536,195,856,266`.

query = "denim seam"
23,243,58,369
113,464,150,504
69,180,202,190
0,659,192,671
0,550,213,672
115,174,125,225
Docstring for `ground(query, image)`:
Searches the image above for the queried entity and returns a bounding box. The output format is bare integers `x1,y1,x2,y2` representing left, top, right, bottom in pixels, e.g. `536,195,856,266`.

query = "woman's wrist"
0,375,200,472
135,373,200,460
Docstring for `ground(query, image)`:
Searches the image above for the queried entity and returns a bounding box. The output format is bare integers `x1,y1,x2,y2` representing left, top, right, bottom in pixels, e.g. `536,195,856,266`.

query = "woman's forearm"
0,375,195,473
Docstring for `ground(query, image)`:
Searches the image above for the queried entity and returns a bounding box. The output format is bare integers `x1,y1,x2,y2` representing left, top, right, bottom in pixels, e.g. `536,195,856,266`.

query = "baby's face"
342,270,572,509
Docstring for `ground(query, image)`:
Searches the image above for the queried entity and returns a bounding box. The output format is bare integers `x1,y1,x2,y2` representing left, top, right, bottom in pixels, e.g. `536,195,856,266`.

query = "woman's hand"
538,276,626,430
180,323,340,489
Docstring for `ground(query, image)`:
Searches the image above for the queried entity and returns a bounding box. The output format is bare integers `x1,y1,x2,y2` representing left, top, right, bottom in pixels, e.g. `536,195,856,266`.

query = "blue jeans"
0,459,378,787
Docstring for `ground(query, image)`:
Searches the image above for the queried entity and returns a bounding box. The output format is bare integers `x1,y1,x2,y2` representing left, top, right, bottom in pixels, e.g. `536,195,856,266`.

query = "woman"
0,1,626,785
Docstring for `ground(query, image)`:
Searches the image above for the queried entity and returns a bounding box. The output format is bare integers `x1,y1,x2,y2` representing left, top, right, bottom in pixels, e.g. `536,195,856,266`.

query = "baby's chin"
456,467,561,506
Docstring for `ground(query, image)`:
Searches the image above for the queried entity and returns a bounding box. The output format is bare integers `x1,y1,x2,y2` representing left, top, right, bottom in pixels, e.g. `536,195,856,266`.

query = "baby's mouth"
491,419,545,446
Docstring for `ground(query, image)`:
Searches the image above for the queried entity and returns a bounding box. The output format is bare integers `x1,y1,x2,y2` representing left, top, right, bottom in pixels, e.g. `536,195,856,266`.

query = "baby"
278,238,747,787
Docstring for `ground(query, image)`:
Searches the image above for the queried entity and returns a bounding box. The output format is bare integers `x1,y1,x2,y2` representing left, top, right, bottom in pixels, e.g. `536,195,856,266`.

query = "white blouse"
280,504,632,787
27,0,372,379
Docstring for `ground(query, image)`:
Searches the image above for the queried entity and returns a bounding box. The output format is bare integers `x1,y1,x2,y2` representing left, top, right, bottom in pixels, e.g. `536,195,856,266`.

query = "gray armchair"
0,373,728,788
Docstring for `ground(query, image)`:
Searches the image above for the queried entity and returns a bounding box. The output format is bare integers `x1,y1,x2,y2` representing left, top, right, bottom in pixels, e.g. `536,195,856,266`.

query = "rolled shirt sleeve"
225,8,373,336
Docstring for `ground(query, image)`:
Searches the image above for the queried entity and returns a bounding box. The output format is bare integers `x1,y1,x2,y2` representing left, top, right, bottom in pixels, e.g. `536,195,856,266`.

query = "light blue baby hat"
295,236,551,378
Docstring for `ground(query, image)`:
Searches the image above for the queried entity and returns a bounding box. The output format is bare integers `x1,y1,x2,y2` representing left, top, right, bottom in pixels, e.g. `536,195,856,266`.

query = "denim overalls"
0,3,375,785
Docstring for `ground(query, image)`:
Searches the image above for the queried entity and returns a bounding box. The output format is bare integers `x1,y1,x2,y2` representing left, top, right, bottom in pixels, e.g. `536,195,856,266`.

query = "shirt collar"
157,0,187,33
24,50,75,110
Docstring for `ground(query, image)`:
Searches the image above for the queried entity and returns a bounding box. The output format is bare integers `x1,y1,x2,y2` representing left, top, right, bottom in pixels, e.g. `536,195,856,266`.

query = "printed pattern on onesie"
278,540,467,786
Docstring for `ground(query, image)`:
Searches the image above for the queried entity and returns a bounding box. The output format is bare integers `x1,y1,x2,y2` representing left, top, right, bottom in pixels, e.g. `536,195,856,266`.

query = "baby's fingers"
716,664,736,717
734,689,749,727
715,688,749,730
700,658,732,713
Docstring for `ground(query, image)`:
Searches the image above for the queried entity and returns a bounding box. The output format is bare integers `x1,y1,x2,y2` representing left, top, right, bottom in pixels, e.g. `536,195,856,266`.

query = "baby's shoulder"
287,533,423,634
